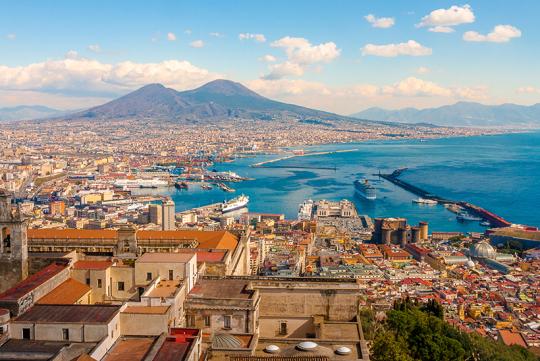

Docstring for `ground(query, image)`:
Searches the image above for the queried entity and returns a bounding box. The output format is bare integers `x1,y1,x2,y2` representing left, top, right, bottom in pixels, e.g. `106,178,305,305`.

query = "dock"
251,148,359,169
378,169,512,228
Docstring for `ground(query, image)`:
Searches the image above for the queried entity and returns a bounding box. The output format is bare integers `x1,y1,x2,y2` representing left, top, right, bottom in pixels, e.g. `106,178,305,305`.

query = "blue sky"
1,0,539,113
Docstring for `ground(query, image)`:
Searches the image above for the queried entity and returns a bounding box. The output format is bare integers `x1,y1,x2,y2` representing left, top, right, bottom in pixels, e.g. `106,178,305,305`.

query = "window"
204,315,211,327
85,278,90,285
0,326,4,335
187,315,195,327
223,315,231,329
117,281,125,291
168,270,174,280
22,328,31,339
146,272,152,281
97,279,102,288
62,328,69,340
279,321,288,335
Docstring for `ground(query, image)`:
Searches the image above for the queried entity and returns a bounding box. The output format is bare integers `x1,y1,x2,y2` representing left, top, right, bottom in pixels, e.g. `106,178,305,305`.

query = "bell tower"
0,190,29,293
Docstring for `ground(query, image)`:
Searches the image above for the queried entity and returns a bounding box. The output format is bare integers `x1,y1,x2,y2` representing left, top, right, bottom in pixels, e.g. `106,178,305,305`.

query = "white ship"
298,199,314,220
113,178,168,189
354,179,376,200
457,212,483,222
222,195,249,213
412,198,438,205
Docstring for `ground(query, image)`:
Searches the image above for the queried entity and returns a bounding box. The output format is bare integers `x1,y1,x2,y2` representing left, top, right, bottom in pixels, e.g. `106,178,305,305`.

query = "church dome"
469,241,496,259
212,333,243,349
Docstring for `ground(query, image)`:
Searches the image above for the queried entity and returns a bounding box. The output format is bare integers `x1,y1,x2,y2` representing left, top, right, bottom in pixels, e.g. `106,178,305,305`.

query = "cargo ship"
222,195,249,213
354,179,376,200
113,178,168,189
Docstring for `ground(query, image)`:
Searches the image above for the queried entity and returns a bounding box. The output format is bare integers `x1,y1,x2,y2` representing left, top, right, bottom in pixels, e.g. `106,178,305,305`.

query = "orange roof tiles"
498,329,527,348
28,228,118,240
122,306,170,314
37,278,91,305
103,338,156,361
73,260,113,270
137,230,238,251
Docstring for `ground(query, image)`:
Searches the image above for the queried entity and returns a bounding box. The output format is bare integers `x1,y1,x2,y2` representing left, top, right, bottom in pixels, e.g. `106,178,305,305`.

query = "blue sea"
146,132,540,233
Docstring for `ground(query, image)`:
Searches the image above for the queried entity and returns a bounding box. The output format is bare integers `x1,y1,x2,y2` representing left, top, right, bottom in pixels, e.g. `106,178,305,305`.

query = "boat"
222,195,249,213
412,198,438,205
201,184,212,190
113,178,168,189
354,179,376,200
457,212,483,222
174,181,188,190
480,221,491,227
217,182,235,192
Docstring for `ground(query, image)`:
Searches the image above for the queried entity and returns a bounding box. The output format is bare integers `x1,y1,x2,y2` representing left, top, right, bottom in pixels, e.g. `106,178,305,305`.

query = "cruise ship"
113,178,168,189
222,195,249,213
354,179,376,200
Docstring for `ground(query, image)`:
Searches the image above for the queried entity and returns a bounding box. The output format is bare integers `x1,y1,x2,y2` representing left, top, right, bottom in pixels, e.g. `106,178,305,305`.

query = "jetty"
378,169,512,228
251,148,358,169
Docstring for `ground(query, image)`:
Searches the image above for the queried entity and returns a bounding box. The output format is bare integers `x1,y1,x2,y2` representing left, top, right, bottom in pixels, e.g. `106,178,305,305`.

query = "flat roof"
153,338,190,361
146,280,182,298
137,252,195,264
122,306,170,315
14,304,121,323
0,263,67,301
103,337,156,361
189,279,253,299
37,278,91,305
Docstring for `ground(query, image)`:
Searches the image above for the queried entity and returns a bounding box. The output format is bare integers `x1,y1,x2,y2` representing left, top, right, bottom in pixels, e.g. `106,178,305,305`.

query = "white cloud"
383,77,452,97
463,25,521,43
247,78,331,97
190,40,204,48
209,32,224,37
364,14,395,29
0,56,220,97
184,29,192,35
6,33,16,40
167,32,176,41
270,37,340,64
516,86,540,94
262,37,341,80
428,26,455,33
238,33,266,43
87,44,102,53
416,66,430,74
362,40,432,57
418,4,475,28
65,50,80,60
262,61,304,80
259,54,277,62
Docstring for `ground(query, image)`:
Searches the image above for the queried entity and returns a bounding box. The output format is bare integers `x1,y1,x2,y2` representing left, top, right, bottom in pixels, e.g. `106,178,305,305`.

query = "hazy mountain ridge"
71,79,368,124
352,101,540,127
0,105,65,121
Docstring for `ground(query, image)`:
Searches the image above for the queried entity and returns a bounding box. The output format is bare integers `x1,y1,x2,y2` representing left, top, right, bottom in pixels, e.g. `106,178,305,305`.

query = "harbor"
377,169,512,228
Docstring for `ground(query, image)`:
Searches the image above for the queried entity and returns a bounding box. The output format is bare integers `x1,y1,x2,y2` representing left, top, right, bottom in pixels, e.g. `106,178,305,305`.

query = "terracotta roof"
37,278,91,305
14,304,120,323
498,329,527,348
102,338,156,361
122,306,170,315
0,263,67,301
136,253,195,263
137,230,238,251
73,260,113,270
28,228,118,240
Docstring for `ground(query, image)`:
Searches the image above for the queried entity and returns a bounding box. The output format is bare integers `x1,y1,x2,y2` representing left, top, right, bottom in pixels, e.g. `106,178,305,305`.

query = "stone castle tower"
0,190,29,293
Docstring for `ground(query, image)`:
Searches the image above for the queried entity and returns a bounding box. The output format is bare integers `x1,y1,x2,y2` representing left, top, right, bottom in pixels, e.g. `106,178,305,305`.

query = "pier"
251,148,359,169
378,169,512,228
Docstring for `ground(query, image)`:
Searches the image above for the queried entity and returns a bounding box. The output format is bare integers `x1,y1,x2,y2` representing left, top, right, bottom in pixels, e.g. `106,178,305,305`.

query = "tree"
371,331,413,361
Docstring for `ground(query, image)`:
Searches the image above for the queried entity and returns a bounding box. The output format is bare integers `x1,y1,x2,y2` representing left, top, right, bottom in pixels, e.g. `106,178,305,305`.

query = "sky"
1,0,539,114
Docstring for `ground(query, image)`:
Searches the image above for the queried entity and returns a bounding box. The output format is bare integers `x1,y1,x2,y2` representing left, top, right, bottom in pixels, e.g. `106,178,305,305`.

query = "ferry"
113,178,168,189
222,195,249,213
412,198,438,205
354,179,376,200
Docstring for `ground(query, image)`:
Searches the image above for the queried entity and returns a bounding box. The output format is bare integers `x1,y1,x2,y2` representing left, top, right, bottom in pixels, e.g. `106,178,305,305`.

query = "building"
149,204,162,225
135,252,197,291
162,200,176,231
49,201,66,216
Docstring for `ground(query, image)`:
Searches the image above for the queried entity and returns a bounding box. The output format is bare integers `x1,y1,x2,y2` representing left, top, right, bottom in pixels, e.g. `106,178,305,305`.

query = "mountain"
352,101,540,127
0,105,64,121
72,79,360,123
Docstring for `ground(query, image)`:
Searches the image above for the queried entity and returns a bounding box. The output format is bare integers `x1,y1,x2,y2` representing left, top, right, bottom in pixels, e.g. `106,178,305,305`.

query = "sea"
140,132,540,233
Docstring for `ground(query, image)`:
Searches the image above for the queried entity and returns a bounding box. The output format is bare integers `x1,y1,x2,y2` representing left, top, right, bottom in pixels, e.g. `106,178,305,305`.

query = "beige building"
162,200,176,231
135,252,197,291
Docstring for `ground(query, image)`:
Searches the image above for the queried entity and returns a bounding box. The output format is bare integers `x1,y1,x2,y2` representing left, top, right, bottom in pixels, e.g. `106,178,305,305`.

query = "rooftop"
73,260,113,270
0,263,67,301
28,228,118,240
13,304,121,323
138,230,238,250
146,280,182,298
189,278,253,299
37,278,91,305
103,337,156,361
122,306,170,315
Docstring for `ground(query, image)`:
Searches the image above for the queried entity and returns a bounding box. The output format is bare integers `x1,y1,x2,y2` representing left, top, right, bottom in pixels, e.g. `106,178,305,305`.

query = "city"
0,1,539,361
